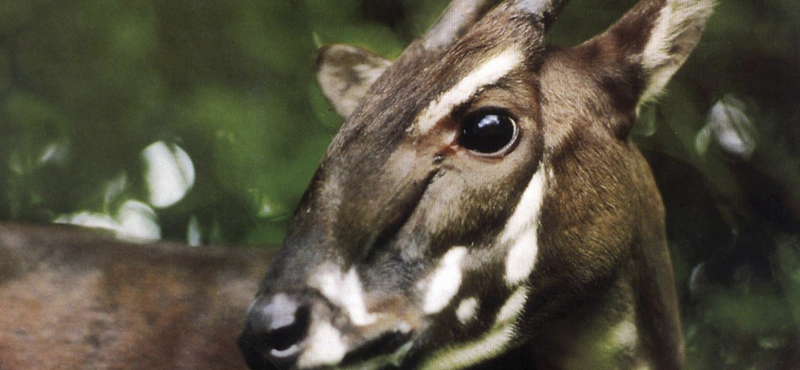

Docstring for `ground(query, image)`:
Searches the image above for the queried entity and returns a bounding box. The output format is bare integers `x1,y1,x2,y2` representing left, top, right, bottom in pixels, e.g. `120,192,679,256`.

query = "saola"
239,0,714,369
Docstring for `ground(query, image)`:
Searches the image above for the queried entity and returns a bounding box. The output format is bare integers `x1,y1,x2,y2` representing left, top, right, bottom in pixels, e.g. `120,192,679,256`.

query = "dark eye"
458,111,518,155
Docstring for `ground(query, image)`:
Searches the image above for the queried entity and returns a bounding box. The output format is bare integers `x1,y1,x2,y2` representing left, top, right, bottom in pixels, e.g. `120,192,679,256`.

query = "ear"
586,0,715,106
315,44,393,119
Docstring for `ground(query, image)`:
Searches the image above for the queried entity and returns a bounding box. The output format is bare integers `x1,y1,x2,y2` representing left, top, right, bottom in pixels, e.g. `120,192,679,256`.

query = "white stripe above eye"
416,47,524,134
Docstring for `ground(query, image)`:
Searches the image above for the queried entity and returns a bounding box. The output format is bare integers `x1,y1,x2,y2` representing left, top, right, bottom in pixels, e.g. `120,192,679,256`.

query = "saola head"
239,0,713,369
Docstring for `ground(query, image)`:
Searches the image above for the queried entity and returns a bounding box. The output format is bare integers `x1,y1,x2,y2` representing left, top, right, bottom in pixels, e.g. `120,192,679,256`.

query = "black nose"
238,294,311,370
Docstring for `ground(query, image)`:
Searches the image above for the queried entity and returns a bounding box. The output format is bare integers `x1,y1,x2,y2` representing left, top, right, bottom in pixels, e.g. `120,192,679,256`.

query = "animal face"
239,1,713,369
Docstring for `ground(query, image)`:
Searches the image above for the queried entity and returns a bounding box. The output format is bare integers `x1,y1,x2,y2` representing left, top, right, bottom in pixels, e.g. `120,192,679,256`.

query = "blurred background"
0,0,798,368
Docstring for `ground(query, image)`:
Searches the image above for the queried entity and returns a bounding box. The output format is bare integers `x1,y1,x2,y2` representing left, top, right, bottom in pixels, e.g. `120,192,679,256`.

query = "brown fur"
242,0,711,369
0,223,272,370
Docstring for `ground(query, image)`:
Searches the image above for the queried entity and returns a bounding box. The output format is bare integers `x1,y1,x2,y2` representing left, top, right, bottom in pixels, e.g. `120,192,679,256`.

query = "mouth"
337,329,415,370
239,292,419,370
301,310,417,370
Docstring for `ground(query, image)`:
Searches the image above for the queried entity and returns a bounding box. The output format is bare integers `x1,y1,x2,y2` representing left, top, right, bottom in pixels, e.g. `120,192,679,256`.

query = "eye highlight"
458,110,518,155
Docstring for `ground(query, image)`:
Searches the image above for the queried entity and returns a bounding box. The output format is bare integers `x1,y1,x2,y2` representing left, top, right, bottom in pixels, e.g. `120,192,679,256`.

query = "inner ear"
580,0,714,105
315,44,393,119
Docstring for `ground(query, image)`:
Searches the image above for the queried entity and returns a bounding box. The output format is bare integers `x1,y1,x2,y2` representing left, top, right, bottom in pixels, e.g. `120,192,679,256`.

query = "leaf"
700,94,757,160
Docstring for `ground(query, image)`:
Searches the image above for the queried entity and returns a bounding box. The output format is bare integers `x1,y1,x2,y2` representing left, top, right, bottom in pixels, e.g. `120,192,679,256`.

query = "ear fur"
315,44,393,119
639,0,714,104
589,0,714,106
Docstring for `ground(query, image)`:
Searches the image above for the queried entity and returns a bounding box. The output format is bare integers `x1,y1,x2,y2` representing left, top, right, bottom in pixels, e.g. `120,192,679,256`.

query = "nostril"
239,294,312,369
268,304,310,355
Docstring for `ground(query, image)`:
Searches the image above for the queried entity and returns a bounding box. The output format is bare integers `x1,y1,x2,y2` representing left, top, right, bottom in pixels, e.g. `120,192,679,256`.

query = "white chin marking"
337,342,414,370
297,321,347,369
502,168,548,286
495,286,529,325
416,47,524,134
423,247,468,314
421,324,516,370
420,287,529,370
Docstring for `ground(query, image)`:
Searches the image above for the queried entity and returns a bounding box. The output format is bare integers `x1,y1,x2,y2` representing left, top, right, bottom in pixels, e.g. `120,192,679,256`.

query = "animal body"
0,223,270,370
239,0,714,369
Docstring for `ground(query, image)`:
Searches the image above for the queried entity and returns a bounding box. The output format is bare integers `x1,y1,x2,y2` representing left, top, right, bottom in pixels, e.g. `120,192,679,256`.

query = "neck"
532,271,648,370
471,270,650,370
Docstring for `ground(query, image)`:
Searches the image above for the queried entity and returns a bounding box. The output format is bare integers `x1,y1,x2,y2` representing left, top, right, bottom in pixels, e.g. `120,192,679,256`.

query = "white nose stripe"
308,265,377,327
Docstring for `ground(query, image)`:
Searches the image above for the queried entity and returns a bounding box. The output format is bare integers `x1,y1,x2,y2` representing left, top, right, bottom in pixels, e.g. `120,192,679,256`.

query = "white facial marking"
341,268,377,325
502,168,548,286
456,297,480,325
309,264,377,326
338,342,414,370
609,317,639,352
504,231,537,287
495,286,529,325
423,247,468,314
296,321,347,369
420,324,516,370
416,48,524,133
420,287,529,370
640,0,715,105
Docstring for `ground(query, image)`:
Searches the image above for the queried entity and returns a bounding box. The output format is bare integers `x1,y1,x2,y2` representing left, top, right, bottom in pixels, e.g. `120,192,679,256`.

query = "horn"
422,0,499,51
511,0,569,30
422,0,570,52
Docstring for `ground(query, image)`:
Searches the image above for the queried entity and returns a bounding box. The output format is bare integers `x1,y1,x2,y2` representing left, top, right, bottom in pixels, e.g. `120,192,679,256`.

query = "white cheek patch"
309,264,377,326
297,321,348,369
502,168,549,286
504,231,537,287
420,286,529,370
416,47,524,134
570,314,641,368
422,247,468,314
609,317,639,353
456,297,480,325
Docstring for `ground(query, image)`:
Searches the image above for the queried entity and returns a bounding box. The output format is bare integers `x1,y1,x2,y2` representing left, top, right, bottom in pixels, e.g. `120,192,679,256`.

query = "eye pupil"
459,112,517,154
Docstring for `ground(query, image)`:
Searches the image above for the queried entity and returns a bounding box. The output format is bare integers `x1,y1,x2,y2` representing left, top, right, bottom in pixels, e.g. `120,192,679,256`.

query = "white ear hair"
639,0,715,105
315,44,393,119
